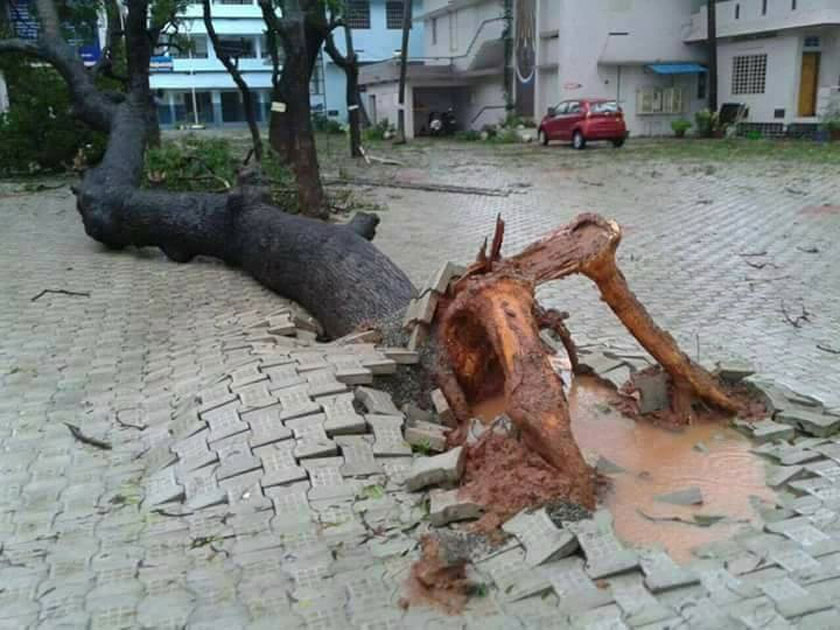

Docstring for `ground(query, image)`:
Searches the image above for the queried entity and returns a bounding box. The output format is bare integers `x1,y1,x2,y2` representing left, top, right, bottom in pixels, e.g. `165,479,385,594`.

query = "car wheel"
612,138,625,148
538,129,549,146
572,130,586,150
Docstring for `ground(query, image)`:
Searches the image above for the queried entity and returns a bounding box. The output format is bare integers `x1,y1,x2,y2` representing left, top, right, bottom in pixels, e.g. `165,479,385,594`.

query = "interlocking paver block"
359,352,397,376
355,387,401,416
431,388,456,427
329,357,373,385
336,435,382,477
424,261,465,294
292,350,329,372
195,382,236,413
234,380,276,410
428,489,483,526
303,456,359,501
144,467,184,506
240,404,292,448
285,413,337,460
173,429,218,472
265,480,311,520
405,423,448,452
542,557,614,615
778,408,840,438
379,347,420,365
276,385,322,421
610,573,674,626
229,361,267,388
404,446,465,491
254,440,307,487
322,393,367,436
759,577,831,618
367,414,412,457
263,364,305,391
503,507,578,566
639,549,700,592
305,368,348,398
213,433,262,481
567,510,639,579
201,400,248,444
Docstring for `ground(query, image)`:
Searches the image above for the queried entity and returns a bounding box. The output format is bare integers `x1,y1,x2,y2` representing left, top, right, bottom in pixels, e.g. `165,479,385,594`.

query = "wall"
363,81,416,138
422,0,505,68
687,0,840,41
464,77,507,128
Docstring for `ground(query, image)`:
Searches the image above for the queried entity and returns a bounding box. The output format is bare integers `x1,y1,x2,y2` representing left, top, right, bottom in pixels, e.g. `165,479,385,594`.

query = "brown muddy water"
475,377,776,564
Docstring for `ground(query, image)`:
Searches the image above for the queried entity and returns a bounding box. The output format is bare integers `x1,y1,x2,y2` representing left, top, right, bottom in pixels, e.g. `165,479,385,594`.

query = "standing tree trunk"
202,0,262,162
394,0,412,144
260,0,328,218
707,0,718,113
324,22,362,157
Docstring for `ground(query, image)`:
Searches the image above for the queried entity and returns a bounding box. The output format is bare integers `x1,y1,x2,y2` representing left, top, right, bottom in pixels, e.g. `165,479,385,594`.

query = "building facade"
149,0,423,128
685,0,840,131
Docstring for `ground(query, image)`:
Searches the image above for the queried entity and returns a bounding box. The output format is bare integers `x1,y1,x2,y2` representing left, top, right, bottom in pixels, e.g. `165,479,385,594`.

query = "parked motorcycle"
428,109,457,136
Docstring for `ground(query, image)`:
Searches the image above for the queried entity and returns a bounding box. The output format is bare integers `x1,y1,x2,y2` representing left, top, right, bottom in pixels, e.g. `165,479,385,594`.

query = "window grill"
731,54,767,95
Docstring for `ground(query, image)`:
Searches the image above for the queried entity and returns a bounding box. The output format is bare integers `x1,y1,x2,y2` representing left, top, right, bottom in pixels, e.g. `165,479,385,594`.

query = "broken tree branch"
64,423,112,450
780,300,811,328
31,289,91,302
322,177,510,197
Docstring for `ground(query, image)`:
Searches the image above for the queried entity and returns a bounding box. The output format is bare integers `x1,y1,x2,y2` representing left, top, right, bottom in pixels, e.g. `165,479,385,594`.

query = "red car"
538,98,627,150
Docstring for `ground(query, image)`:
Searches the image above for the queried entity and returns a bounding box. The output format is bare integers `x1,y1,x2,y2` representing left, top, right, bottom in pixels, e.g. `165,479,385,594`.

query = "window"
346,0,371,29
553,102,568,115
637,87,685,114
172,35,208,59
697,71,707,100
386,1,403,30
792,0,797,9
589,101,620,114
431,17,437,45
735,3,740,19
567,101,583,114
215,37,255,59
731,54,767,94
804,36,820,49
762,0,767,15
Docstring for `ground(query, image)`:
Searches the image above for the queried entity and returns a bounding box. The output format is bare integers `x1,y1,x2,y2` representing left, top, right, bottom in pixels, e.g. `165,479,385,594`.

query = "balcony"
685,0,840,42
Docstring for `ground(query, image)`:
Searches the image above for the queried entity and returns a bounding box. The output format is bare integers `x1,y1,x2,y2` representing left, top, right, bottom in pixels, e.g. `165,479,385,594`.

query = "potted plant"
671,118,692,138
820,105,840,141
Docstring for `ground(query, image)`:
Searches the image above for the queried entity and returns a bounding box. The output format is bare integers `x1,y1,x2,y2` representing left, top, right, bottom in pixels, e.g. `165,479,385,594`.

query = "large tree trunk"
707,0,718,113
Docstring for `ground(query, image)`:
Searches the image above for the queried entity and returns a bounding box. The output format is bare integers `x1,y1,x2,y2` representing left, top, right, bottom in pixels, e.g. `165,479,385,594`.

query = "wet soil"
401,536,472,614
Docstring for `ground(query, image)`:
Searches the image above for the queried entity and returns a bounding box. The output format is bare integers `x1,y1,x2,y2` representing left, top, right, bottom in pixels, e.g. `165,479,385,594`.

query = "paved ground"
1,139,840,629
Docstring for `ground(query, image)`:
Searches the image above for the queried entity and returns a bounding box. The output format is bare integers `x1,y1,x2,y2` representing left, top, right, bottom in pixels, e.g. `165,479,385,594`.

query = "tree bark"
202,0,262,162
394,0,412,144
324,23,362,158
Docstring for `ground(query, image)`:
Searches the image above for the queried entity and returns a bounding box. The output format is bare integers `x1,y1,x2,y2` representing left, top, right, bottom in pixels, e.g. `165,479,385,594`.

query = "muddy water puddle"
475,377,775,564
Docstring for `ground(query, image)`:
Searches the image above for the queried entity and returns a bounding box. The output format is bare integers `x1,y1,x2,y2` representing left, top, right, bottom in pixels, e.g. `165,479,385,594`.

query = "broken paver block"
750,418,795,443
777,408,840,438
335,436,382,477
567,510,639,579
267,313,295,336
401,298,420,330
766,465,807,489
407,324,428,350
715,359,755,383
610,573,674,626
359,353,397,375
412,290,439,325
503,508,578,566
639,549,699,593
431,389,456,427
634,371,670,414
379,347,419,365
355,387,400,416
404,424,447,453
329,358,373,386
403,402,436,426
404,447,465,491
428,489,483,526
655,486,703,506
425,261,465,294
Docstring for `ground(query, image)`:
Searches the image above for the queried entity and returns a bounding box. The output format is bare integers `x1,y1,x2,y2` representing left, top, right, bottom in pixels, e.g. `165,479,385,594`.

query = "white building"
685,0,840,133
361,0,710,138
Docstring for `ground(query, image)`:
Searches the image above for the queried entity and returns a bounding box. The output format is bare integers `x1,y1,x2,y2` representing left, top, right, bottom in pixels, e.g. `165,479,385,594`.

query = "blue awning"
647,63,707,75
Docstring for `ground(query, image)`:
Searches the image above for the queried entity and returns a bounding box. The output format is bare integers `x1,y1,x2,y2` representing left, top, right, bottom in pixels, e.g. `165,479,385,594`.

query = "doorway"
798,51,820,117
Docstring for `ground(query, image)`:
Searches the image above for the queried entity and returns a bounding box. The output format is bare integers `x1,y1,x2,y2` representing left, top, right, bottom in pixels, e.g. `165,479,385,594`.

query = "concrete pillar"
0,70,9,113
211,90,222,126
167,91,177,127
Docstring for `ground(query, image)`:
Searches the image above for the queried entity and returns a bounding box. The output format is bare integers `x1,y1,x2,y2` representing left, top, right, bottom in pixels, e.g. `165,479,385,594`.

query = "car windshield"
589,101,621,113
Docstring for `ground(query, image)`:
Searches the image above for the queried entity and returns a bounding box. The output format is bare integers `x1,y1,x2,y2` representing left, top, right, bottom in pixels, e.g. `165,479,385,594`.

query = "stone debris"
735,417,796,443
430,388,456,427
428,489,483,526
715,358,755,383
404,422,448,453
655,486,703,506
355,387,401,416
404,447,465,491
425,261,465,294
567,510,639,579
634,371,670,414
777,408,840,438
502,507,578,566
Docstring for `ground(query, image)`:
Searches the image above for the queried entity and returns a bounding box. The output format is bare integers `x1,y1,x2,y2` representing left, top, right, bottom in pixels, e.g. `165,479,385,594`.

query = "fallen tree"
1,0,741,513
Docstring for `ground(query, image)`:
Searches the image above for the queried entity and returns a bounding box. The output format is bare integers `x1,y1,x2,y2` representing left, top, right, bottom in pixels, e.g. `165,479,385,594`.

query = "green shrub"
0,56,107,174
362,119,394,142
745,129,762,140
671,118,692,137
694,109,720,138
490,127,519,144
312,114,345,134
820,104,840,133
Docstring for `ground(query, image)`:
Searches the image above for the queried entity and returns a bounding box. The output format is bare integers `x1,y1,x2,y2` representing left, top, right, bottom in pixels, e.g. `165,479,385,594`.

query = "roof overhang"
647,63,707,74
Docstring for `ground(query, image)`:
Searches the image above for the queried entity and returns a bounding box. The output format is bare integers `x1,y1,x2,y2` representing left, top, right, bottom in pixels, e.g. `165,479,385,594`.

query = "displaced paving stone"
201,400,248,444
428,489,483,526
321,393,367,436
305,368,348,398
655,486,703,506
240,404,292,448
379,347,420,365
335,435,382,477
425,261,465,294
172,429,218,472
600,365,632,390
777,408,840,438
541,556,614,615
355,387,401,416
412,290,439,325
330,358,373,385
360,353,397,376
213,434,262,482
254,441,307,488
267,312,295,336
404,447,465,491
503,507,578,566
635,371,670,415
405,423,448,452
407,324,428,350
367,414,412,457
759,577,831,618
263,364,306,391
228,361,266,389
610,573,674,626
567,510,639,579
144,467,184,506
291,350,330,372
431,388,456,427
766,465,807,489
639,549,699,592
715,359,755,383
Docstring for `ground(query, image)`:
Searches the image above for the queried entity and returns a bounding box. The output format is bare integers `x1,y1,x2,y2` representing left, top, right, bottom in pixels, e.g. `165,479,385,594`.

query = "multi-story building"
149,0,423,128
685,0,840,132
360,0,709,138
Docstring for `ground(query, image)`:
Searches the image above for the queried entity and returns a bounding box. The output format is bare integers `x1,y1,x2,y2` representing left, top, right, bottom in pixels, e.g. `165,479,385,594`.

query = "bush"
362,119,395,142
820,104,840,134
0,56,107,174
490,127,520,144
312,114,345,135
671,118,692,137
694,109,720,138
